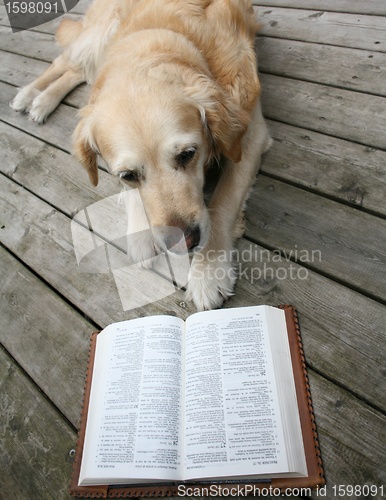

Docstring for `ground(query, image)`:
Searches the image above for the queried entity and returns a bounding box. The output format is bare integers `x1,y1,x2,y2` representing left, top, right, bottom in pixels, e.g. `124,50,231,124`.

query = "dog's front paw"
186,253,237,311
29,92,57,123
10,86,40,113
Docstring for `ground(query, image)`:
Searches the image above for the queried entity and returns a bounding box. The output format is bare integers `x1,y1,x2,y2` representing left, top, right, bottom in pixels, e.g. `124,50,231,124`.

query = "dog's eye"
176,147,196,168
119,170,139,183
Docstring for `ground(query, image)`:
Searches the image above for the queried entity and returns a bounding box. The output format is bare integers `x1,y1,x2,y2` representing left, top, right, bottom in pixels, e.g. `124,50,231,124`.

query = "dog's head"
73,41,249,252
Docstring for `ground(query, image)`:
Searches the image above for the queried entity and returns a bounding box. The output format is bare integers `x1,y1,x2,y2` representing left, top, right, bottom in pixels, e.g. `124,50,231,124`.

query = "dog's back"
57,0,260,108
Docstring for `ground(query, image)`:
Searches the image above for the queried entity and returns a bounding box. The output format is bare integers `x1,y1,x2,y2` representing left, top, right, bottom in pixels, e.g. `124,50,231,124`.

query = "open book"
70,305,324,497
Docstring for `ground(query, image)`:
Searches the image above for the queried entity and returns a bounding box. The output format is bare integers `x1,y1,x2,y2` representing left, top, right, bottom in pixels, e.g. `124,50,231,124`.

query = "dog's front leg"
187,101,271,310
11,55,84,123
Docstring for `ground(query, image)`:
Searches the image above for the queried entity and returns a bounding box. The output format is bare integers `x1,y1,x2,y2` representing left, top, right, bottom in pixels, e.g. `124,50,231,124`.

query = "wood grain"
261,119,386,216
0,247,91,426
261,73,386,150
255,7,386,52
254,0,386,16
308,371,386,497
245,175,386,301
257,36,386,97
0,24,59,60
0,348,75,499
0,119,119,213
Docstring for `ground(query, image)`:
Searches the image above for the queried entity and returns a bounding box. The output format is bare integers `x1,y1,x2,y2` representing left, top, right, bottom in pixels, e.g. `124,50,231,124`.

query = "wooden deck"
1,0,386,498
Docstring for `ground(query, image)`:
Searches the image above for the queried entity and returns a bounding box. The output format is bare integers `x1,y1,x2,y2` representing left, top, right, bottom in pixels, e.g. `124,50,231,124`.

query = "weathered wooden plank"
3,3,386,32
254,0,386,16
0,3,11,27
308,371,386,498
0,348,75,499
261,119,386,216
1,49,49,82
255,7,386,53
257,37,386,97
261,74,386,150
0,247,91,426
246,176,386,301
0,120,119,214
0,25,59,60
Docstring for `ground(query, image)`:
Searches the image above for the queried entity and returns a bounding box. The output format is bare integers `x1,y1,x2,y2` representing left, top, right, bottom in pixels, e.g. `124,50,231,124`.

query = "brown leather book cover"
69,305,325,497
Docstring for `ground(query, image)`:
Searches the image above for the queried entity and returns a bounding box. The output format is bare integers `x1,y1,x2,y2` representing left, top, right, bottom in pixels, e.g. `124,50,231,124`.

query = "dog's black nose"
162,229,184,252
161,225,201,253
184,226,201,250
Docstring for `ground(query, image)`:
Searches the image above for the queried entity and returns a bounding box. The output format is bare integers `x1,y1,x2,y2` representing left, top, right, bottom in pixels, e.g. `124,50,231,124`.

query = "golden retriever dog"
11,0,271,310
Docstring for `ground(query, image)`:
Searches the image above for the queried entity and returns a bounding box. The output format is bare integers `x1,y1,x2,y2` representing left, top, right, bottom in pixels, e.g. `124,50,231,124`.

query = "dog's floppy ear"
73,107,99,187
185,76,250,163
202,102,245,164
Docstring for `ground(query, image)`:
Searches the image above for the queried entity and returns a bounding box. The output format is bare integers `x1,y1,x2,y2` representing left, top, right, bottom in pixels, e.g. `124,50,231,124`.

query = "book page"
265,307,307,477
183,306,290,480
79,316,184,486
